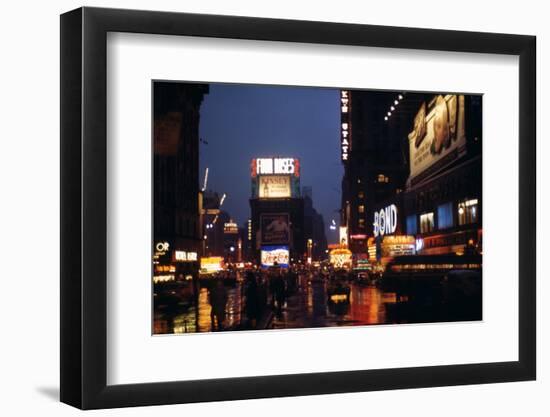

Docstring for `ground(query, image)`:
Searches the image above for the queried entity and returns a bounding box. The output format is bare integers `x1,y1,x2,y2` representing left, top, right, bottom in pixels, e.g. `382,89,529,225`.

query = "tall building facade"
302,186,328,261
153,82,209,281
249,157,305,267
340,89,482,260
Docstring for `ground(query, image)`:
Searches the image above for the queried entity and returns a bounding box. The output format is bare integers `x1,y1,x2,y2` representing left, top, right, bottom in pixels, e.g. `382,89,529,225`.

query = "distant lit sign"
261,245,289,268
350,234,367,240
367,235,415,257
224,222,238,234
329,248,352,268
155,241,170,254
373,204,398,237
200,257,224,273
339,226,348,246
252,158,300,177
154,242,170,260
258,175,291,198
174,251,198,262
341,90,351,162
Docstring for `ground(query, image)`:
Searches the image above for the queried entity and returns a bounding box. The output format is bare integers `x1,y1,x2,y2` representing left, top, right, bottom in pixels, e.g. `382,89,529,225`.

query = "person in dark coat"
244,272,259,328
209,279,228,331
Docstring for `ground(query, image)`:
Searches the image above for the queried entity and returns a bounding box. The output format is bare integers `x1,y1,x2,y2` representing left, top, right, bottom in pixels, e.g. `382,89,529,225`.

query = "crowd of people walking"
206,264,299,331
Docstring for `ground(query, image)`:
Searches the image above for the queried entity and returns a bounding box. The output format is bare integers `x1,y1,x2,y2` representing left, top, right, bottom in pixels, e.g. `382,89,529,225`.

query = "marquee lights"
384,93,405,121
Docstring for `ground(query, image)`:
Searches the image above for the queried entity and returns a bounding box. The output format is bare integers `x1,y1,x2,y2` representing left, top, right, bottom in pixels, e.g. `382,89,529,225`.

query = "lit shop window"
458,199,479,225
406,214,417,235
377,174,389,183
437,202,453,230
358,205,365,214
420,212,434,233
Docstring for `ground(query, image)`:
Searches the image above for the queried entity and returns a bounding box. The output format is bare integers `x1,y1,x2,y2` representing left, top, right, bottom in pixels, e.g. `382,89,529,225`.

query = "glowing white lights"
373,204,398,237
202,167,209,192
341,90,351,162
384,94,404,121
174,251,198,262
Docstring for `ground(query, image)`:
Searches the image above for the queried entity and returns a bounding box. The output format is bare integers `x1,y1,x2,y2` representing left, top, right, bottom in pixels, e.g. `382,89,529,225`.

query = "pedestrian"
209,279,228,331
270,268,286,316
244,271,259,328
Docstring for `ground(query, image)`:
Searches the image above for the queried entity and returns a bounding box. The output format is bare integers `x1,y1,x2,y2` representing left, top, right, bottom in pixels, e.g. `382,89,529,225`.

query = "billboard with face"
408,94,466,184
261,213,290,244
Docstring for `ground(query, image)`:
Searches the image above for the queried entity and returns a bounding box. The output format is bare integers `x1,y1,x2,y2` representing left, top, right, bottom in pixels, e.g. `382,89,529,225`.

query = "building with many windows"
340,89,482,260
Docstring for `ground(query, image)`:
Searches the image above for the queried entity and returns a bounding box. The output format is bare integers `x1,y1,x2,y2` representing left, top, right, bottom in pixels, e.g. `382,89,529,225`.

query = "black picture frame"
60,6,536,410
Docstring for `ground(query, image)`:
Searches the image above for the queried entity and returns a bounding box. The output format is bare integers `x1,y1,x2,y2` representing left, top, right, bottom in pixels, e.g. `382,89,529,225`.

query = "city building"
340,90,417,256
340,90,482,261
249,157,305,267
153,82,209,282
401,94,482,256
302,186,328,261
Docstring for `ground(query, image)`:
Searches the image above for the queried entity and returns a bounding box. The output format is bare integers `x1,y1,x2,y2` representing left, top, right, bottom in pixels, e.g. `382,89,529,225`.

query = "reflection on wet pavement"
154,278,400,334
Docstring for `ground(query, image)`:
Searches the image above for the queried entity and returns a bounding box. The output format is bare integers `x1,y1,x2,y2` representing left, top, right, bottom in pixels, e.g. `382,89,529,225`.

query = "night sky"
198,83,342,243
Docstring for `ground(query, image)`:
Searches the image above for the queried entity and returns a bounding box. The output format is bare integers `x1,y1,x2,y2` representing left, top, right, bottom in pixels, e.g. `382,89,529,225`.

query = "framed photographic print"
60,6,536,409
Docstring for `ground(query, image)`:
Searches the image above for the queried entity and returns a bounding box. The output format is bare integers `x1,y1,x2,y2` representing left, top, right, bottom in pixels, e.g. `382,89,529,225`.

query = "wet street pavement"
153,275,403,334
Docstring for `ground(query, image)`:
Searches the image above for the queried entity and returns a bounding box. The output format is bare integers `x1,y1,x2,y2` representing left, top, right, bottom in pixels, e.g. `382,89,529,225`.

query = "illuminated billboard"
329,247,352,269
408,94,466,184
251,158,300,177
261,245,290,268
261,213,290,244
258,175,291,198
223,222,238,234
339,226,348,246
200,257,224,274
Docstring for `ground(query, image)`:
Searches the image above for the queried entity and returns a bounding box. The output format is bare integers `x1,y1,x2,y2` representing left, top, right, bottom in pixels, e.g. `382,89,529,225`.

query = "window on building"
358,191,365,199
377,174,389,183
437,202,453,229
358,218,365,229
420,212,434,233
406,214,417,235
358,205,365,213
458,199,479,225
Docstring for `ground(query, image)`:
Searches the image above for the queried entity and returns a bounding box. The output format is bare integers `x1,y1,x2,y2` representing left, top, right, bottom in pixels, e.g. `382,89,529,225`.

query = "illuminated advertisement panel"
261,213,290,244
200,257,224,274
408,94,466,183
223,222,238,234
258,175,291,198
261,245,290,268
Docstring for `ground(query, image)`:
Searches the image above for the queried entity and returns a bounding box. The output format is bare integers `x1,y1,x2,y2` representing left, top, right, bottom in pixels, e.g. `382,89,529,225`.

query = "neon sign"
341,91,351,162
373,204,398,237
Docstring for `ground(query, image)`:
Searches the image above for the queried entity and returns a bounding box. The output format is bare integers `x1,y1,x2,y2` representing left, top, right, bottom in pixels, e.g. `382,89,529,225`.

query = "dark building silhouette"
250,198,305,265
153,82,209,279
302,186,328,260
